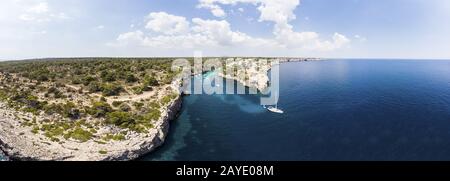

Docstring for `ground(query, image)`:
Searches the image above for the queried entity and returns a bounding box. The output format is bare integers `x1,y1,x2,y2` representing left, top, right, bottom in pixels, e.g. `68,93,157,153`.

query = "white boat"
267,105,284,114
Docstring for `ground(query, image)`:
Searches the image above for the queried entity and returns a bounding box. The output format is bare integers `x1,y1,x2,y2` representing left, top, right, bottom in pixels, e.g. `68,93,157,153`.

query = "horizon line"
1,56,450,62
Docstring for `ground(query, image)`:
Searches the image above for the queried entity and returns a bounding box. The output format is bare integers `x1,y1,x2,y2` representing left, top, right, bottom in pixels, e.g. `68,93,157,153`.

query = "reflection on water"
0,152,6,161
145,59,450,161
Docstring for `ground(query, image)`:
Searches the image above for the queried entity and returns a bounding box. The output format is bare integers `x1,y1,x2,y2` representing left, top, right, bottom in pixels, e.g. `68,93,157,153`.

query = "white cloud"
111,15,271,49
197,0,299,28
332,33,351,47
111,0,350,54
94,25,105,30
32,30,47,35
256,0,299,26
145,12,190,35
50,12,69,20
116,31,145,45
26,2,49,14
19,14,38,21
354,35,367,42
198,0,299,24
211,7,226,18
197,2,227,18
196,0,350,51
13,0,69,23
192,18,247,45
273,26,350,51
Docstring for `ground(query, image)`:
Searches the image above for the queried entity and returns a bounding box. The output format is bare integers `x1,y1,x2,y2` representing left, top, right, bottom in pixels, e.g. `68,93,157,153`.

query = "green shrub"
89,128,97,134
144,76,159,86
10,93,46,113
47,87,65,98
133,102,144,110
144,108,161,121
87,101,112,118
132,86,144,95
36,74,49,81
54,91,65,99
23,107,39,114
100,71,116,82
43,126,65,138
62,102,80,119
125,74,138,83
106,111,135,128
0,89,8,101
55,82,65,88
43,103,63,115
47,87,58,94
82,76,96,86
88,81,102,92
102,133,126,141
102,83,123,96
94,140,107,145
31,126,40,134
71,79,82,85
119,103,131,112
50,137,60,142
66,128,93,142
148,101,160,109
161,93,177,105
112,101,123,107
75,119,87,127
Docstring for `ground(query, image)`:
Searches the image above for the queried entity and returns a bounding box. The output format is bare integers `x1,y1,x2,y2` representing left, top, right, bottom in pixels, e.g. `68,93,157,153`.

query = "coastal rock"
217,58,274,92
0,93,182,161
0,58,316,161
220,58,318,91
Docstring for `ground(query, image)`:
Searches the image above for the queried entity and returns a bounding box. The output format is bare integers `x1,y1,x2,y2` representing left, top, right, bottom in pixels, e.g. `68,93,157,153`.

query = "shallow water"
0,151,6,161
144,59,450,161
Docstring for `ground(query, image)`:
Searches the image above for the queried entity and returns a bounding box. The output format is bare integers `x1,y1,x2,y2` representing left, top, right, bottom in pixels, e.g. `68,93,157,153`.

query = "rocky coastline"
218,57,318,92
0,57,318,161
0,81,183,161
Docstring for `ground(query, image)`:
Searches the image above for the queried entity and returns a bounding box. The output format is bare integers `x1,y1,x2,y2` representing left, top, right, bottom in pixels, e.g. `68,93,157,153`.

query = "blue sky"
0,0,449,60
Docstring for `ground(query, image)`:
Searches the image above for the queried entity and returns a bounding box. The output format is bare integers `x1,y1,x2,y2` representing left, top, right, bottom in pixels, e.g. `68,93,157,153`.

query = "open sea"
3,59,449,161
143,59,450,161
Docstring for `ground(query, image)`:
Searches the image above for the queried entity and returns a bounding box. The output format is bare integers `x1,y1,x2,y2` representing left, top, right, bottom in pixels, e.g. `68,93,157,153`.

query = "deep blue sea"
2,59,448,161
143,59,450,161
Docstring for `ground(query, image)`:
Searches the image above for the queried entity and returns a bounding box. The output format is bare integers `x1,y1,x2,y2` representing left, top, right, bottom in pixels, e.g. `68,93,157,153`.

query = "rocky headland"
0,57,318,161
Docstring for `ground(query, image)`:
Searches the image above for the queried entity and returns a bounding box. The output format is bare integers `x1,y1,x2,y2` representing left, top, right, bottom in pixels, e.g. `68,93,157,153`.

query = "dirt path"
65,84,169,105
65,84,80,90
108,90,156,103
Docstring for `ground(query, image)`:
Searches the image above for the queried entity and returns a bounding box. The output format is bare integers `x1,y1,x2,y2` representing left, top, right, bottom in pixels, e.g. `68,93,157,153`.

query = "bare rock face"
0,58,315,161
0,94,182,161
217,58,273,92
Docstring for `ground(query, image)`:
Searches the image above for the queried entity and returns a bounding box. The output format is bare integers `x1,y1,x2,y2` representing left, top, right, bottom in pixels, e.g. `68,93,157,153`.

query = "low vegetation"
0,58,181,143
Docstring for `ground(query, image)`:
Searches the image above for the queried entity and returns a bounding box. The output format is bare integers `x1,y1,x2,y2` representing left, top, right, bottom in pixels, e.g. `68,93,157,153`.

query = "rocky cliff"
0,92,182,161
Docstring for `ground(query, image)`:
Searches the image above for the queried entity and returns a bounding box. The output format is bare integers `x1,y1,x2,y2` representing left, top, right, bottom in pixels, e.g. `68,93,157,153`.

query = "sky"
0,0,449,60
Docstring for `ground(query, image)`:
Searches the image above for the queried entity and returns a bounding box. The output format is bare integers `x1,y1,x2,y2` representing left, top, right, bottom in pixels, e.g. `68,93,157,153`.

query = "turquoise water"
150,59,447,160
202,71,217,79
